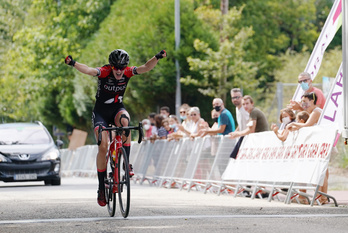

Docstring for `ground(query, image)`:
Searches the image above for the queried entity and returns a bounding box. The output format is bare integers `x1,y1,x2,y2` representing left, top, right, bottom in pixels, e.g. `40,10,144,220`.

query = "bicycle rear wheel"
106,158,116,217
117,147,130,218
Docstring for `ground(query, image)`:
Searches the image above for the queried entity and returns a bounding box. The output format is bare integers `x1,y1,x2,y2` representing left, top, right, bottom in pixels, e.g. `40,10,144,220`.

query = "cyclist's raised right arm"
65,55,99,76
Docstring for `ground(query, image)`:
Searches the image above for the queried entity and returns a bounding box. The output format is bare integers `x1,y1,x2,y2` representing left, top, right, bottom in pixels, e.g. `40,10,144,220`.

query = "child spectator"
168,115,179,133
149,114,163,142
270,108,296,142
157,118,171,139
271,110,309,142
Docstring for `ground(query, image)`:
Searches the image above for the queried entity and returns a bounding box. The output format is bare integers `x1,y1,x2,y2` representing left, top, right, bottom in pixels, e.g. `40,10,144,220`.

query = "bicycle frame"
107,133,123,193
97,122,143,218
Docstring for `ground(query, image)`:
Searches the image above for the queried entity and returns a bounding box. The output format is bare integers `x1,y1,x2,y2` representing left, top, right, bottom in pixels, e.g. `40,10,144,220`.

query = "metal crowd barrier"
60,133,337,206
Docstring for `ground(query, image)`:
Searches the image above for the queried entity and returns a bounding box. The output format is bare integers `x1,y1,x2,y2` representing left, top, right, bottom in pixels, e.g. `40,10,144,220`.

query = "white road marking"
1,213,348,225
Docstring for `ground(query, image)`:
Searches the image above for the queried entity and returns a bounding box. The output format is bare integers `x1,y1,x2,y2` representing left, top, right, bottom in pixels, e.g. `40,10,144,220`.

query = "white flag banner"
222,125,337,186
318,63,344,133
292,0,342,102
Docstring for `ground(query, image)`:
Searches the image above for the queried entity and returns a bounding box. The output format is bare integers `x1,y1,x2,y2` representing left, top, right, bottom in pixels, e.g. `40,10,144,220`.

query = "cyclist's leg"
92,111,109,206
114,109,131,159
114,109,133,176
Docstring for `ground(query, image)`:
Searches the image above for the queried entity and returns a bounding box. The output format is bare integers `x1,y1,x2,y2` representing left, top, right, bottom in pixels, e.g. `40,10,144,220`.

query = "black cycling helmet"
109,49,129,68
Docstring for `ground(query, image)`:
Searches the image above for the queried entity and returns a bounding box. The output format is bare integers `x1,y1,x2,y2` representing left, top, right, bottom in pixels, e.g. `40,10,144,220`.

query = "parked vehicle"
0,122,61,185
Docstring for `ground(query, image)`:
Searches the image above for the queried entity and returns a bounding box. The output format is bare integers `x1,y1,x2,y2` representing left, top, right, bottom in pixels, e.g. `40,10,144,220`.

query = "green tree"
182,5,258,103
73,0,218,124
1,0,112,131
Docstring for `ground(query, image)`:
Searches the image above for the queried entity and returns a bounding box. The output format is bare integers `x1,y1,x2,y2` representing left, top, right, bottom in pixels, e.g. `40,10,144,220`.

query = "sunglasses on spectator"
180,111,186,114
111,66,126,71
231,96,241,100
298,78,310,84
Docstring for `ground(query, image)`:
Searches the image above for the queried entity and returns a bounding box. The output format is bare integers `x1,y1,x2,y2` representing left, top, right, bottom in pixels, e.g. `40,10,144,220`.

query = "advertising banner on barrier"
222,125,337,186
318,63,343,132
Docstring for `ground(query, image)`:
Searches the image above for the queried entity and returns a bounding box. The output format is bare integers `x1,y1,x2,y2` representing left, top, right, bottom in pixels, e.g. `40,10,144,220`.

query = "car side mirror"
56,139,64,149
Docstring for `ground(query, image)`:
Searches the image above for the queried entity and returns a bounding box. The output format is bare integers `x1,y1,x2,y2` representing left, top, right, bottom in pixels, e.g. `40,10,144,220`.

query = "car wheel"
44,180,52,186
51,177,61,186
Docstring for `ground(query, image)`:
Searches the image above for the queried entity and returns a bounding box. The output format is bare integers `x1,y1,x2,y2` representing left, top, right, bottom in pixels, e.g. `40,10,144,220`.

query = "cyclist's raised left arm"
136,50,166,74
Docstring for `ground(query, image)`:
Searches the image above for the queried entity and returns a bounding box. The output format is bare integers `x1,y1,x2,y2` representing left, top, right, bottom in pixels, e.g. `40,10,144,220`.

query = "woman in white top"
286,92,322,131
186,107,207,138
286,92,328,205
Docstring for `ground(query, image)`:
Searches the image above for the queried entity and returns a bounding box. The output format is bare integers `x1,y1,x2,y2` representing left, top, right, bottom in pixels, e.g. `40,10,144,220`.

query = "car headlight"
0,154,8,162
41,149,60,161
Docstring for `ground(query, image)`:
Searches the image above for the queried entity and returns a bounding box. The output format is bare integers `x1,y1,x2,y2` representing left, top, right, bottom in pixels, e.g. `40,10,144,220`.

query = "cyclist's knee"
119,113,129,127
119,113,130,137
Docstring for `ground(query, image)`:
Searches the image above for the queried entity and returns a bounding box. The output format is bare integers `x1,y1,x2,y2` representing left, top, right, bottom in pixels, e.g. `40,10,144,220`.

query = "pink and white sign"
292,0,342,102
222,125,337,186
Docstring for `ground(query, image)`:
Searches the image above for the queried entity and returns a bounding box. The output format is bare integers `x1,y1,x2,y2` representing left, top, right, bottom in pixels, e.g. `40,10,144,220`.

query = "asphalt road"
0,177,348,233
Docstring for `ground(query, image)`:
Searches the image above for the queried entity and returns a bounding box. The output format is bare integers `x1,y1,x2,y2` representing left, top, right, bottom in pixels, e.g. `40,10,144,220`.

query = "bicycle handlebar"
97,122,143,146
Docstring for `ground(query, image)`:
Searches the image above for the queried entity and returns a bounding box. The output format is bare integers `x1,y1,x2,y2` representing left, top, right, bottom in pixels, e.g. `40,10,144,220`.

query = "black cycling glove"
155,50,166,60
65,55,76,66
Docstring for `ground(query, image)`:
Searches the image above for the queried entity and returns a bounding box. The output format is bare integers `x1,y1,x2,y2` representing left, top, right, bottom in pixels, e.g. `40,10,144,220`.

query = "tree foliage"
72,0,218,124
1,0,112,130
183,5,258,102
0,0,341,142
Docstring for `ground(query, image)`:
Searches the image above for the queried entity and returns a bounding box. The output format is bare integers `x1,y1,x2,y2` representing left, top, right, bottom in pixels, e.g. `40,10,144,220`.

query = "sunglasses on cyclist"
111,66,126,71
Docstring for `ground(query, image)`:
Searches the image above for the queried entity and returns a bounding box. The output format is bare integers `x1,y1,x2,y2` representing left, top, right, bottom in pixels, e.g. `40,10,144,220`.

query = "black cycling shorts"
92,102,126,130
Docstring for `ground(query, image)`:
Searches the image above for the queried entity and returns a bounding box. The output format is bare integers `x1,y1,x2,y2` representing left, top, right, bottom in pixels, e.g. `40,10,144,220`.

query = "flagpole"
175,0,181,119
291,0,342,103
342,0,348,144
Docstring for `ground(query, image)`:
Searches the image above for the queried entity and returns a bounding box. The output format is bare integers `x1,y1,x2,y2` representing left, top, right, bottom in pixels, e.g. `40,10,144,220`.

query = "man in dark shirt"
229,95,268,138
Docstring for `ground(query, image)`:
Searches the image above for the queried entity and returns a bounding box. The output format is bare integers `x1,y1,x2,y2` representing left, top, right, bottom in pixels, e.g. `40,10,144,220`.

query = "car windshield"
0,125,51,145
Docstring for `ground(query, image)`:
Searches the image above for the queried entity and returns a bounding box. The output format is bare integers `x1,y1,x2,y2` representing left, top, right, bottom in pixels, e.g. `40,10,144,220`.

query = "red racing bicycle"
97,123,143,218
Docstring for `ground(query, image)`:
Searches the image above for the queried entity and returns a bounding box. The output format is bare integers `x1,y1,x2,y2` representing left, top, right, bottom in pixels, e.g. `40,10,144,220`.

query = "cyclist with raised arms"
65,49,166,206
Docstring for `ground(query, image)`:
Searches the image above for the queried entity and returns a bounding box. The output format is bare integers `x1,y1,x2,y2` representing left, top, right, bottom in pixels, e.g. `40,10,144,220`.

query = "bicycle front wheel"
117,147,130,218
106,157,116,217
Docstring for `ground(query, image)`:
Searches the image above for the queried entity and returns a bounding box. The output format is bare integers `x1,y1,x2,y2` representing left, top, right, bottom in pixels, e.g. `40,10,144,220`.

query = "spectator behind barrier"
179,103,190,123
149,114,164,142
160,106,170,119
157,118,171,139
270,108,296,142
148,112,157,136
210,109,220,131
168,115,179,133
142,119,154,140
231,88,249,132
201,98,235,136
287,72,326,111
286,92,329,205
229,95,269,159
168,105,193,140
186,107,208,139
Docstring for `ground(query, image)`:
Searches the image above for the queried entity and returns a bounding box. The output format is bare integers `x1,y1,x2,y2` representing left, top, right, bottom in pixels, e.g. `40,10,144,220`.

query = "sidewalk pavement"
327,171,348,206
327,190,348,205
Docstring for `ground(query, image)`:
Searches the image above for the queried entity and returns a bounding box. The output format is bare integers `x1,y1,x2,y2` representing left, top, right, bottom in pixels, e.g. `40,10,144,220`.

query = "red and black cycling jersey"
95,65,138,105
